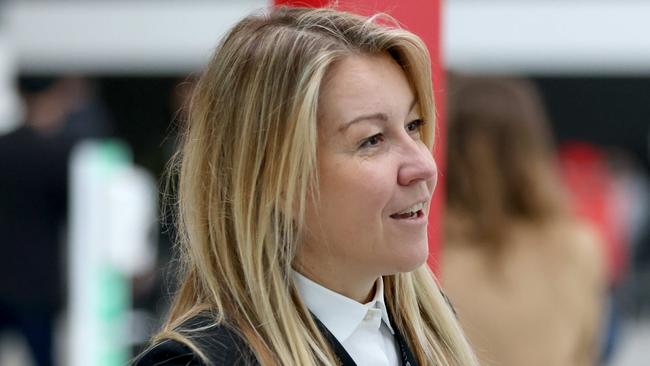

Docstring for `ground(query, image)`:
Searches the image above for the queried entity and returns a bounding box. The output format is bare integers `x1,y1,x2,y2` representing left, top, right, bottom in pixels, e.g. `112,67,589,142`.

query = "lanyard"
393,323,418,366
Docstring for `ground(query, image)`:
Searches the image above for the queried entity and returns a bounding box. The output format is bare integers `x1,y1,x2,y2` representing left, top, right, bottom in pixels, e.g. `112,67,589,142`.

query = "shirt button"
363,312,372,321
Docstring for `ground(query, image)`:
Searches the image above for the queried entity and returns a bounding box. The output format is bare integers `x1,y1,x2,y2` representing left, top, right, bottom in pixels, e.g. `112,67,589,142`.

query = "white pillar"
68,141,156,366
0,29,20,134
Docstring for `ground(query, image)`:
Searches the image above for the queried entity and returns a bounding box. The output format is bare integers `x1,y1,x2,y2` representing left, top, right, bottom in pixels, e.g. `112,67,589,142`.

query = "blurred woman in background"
136,7,478,366
442,76,606,366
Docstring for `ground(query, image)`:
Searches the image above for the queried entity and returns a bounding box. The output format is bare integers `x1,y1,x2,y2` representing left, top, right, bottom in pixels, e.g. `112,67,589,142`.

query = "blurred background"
0,0,648,365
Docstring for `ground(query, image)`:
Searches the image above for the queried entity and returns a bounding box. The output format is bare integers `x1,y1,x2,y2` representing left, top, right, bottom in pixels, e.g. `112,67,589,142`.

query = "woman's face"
298,53,437,285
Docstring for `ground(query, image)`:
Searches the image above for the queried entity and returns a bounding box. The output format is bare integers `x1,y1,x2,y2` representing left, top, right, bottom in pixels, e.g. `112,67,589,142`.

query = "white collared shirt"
293,271,400,366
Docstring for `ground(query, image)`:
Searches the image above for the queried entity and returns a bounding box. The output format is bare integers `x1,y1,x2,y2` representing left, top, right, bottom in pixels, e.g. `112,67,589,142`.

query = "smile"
390,201,426,220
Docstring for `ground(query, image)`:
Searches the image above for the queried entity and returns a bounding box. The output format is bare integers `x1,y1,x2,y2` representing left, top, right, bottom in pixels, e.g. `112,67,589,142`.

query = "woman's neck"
293,263,378,303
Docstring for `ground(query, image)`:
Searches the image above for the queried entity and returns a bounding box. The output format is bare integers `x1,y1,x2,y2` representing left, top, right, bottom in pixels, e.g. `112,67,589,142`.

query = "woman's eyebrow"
338,98,418,133
338,112,388,133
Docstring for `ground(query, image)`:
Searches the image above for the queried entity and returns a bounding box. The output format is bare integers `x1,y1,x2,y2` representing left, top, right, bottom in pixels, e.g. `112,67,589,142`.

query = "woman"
442,76,606,366
135,6,478,366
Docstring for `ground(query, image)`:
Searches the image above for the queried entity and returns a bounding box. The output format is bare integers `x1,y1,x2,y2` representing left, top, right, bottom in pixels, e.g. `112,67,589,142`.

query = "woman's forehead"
317,53,416,131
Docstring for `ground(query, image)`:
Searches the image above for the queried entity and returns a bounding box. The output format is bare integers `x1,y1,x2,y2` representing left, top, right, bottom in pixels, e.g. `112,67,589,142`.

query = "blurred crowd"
0,73,649,366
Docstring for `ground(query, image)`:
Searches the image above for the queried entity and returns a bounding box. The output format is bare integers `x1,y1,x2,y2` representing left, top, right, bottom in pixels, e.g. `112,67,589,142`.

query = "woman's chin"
386,240,430,274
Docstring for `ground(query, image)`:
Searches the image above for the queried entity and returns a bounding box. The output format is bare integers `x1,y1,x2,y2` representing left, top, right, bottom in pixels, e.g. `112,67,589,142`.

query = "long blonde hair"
155,6,477,366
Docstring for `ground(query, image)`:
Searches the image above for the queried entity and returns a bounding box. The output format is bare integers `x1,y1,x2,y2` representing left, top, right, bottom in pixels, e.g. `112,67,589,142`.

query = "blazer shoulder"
135,316,255,366
134,339,202,366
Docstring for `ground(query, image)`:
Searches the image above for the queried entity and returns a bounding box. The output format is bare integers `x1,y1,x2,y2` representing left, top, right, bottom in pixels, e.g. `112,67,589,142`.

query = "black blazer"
134,314,419,366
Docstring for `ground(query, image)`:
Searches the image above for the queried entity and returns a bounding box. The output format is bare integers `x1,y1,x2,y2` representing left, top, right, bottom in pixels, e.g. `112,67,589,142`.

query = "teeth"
395,202,424,215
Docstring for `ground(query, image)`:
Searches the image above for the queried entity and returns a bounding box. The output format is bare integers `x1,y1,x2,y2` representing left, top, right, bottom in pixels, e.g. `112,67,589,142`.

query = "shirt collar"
292,271,395,342
365,275,395,335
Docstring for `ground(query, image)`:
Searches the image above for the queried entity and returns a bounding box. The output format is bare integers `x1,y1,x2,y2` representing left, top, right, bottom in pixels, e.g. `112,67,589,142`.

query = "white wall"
1,0,267,74
445,1,650,75
2,0,650,75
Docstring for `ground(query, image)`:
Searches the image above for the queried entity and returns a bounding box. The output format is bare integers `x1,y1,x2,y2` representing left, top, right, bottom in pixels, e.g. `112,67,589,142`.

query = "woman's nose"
397,142,438,188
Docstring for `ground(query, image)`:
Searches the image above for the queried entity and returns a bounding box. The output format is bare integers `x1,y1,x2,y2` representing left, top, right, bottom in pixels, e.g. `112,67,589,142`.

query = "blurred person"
441,76,607,366
136,7,478,366
606,149,649,279
0,77,75,366
558,142,628,286
557,142,632,363
0,76,113,366
58,76,113,141
607,149,650,319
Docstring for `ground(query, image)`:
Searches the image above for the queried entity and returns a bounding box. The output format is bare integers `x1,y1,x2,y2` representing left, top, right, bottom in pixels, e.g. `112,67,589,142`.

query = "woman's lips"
390,209,425,220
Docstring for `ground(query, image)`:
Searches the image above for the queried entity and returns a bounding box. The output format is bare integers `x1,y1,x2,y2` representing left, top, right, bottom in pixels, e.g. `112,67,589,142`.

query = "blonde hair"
154,7,478,366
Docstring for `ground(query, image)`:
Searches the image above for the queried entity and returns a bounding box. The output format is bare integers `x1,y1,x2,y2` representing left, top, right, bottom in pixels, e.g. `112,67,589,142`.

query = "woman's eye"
406,119,425,133
360,134,384,149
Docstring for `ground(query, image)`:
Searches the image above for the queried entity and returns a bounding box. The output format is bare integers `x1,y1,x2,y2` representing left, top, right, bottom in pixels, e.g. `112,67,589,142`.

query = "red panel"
274,0,331,6
274,0,445,273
